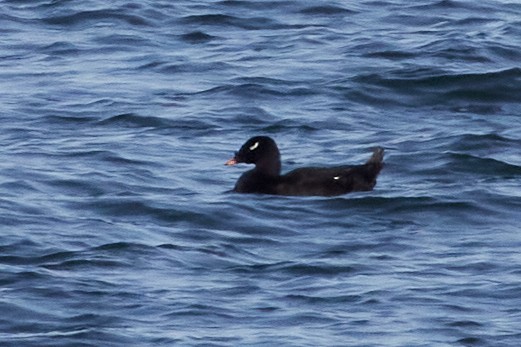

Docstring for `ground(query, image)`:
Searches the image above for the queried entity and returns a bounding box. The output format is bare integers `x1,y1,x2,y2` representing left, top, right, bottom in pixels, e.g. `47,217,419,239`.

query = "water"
1,0,521,346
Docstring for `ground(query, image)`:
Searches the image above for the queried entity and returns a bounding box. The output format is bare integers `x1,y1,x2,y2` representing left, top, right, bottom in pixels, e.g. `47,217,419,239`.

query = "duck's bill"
225,158,237,166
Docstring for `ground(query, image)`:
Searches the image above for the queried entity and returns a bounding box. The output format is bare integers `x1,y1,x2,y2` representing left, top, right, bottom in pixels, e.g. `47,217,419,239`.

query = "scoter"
225,136,384,196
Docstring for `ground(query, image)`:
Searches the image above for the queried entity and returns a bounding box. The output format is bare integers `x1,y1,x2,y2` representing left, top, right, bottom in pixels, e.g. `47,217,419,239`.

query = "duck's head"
225,136,281,175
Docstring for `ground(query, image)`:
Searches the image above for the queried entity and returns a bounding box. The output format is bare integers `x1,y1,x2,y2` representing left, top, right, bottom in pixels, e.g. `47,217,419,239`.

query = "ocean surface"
1,0,521,346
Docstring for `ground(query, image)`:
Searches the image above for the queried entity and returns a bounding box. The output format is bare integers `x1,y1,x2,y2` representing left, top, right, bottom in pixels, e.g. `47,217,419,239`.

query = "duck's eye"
249,141,259,151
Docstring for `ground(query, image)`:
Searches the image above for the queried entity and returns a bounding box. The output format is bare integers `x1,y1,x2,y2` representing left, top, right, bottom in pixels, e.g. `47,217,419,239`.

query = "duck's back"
274,165,371,196
275,148,384,196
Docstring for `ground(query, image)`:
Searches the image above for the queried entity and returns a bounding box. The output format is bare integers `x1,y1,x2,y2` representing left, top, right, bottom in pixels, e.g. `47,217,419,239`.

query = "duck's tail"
366,147,384,165
345,147,385,192
364,146,384,178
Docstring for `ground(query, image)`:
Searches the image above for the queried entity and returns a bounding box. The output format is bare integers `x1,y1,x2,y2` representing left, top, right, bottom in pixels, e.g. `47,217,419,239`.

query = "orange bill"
225,158,237,166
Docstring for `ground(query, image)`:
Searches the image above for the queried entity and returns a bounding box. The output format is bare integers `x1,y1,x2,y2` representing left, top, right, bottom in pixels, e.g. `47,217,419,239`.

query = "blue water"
1,0,521,346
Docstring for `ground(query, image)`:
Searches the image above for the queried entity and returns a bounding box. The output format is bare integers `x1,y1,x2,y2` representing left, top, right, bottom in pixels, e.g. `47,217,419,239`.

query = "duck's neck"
256,156,281,176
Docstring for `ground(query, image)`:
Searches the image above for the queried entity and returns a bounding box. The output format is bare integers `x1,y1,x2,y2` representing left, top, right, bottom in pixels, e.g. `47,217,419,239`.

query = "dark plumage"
225,136,384,196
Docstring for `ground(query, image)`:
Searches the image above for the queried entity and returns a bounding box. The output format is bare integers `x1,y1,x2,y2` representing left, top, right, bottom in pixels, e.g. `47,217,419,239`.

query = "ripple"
218,0,295,10
456,337,483,345
43,9,151,27
41,41,81,56
300,5,356,16
447,320,484,328
98,113,172,128
180,31,217,44
181,13,301,30
447,153,521,176
451,133,516,148
351,67,521,107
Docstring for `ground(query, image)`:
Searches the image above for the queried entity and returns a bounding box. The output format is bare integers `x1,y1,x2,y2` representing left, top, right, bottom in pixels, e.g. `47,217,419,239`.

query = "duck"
225,136,384,196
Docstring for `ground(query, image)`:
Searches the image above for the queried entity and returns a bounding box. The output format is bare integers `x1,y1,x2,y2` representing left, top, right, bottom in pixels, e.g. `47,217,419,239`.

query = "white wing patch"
333,176,340,180
249,141,259,151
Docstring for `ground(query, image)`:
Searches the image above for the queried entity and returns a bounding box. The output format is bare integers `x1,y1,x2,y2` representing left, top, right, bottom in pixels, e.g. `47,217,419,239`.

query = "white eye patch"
249,141,259,151
333,176,340,180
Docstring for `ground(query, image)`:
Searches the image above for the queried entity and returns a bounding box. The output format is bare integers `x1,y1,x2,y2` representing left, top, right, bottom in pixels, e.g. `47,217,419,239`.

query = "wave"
300,5,356,16
179,31,217,44
447,152,521,176
180,13,310,30
140,61,232,74
43,9,151,27
98,113,172,128
350,67,521,107
181,13,285,30
450,133,521,151
194,82,317,100
97,113,219,134
218,0,294,10
41,42,81,56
